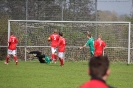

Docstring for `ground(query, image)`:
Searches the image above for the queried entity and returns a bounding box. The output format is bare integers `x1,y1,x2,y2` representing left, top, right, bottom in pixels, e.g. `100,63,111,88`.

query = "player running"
80,32,95,57
5,32,18,65
58,32,66,66
94,34,106,56
48,29,60,63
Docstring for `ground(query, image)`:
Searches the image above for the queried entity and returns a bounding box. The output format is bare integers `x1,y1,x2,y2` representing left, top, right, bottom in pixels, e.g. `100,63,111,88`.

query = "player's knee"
7,55,10,58
13,54,17,57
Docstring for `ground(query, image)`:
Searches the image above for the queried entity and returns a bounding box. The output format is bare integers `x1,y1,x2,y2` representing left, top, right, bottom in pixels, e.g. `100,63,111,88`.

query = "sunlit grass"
0,60,133,88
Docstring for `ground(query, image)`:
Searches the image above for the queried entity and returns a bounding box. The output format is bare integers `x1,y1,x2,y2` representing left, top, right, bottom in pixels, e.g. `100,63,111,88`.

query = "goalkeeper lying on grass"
28,51,51,64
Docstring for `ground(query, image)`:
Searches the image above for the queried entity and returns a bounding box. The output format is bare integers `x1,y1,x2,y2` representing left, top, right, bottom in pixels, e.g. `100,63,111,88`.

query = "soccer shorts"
58,52,65,59
7,49,17,55
51,47,57,54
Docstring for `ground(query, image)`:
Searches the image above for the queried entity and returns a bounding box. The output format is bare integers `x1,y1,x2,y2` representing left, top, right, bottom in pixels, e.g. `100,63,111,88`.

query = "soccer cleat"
15,61,18,65
4,62,8,65
60,65,64,67
54,61,56,64
60,64,64,67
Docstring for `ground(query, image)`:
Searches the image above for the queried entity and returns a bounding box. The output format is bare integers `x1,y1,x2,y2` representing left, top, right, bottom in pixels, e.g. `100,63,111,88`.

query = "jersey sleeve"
15,38,18,44
102,41,106,48
85,40,90,46
94,40,97,48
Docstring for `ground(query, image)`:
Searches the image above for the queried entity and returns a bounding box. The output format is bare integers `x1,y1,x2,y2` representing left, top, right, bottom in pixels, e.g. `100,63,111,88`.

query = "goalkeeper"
28,51,51,64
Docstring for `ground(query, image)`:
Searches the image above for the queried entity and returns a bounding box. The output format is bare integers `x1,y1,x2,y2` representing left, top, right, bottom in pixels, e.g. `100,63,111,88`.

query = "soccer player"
58,32,66,66
48,29,60,63
5,32,18,65
79,56,114,88
28,51,51,64
80,33,95,56
94,34,106,56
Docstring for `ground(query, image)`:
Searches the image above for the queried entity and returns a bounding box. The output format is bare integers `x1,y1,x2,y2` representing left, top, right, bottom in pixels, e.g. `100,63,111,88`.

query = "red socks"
6,56,10,63
51,54,57,62
5,55,18,65
13,56,18,65
59,58,64,66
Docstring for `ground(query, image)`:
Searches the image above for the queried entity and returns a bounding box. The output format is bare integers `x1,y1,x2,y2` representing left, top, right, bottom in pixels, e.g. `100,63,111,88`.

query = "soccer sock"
54,54,57,61
6,56,10,63
13,56,18,65
60,58,64,66
51,54,55,60
59,58,61,65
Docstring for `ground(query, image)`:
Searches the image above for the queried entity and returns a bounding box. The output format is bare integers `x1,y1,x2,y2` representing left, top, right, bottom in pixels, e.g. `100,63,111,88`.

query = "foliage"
125,12,133,24
0,15,11,60
0,0,95,21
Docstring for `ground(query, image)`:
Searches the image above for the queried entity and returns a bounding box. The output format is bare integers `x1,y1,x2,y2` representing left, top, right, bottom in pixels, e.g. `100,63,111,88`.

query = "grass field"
0,60,133,88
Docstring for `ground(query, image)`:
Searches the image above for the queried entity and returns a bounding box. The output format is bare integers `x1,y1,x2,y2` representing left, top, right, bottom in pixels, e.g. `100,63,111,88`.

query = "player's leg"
28,51,41,55
90,50,94,57
12,50,18,65
58,52,65,66
5,49,11,65
36,55,46,63
5,55,10,65
51,47,57,63
54,50,58,63
51,47,55,61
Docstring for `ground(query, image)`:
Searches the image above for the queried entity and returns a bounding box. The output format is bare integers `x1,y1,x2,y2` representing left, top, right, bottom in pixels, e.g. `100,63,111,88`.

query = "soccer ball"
47,37,51,41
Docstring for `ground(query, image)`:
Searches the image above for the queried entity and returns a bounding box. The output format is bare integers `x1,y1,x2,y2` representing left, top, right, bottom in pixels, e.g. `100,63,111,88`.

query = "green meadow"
0,60,133,88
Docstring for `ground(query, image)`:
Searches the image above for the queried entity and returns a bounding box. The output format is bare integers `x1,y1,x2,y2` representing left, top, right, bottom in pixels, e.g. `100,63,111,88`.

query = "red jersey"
79,80,109,88
8,35,18,50
58,37,66,52
94,39,106,56
50,33,60,48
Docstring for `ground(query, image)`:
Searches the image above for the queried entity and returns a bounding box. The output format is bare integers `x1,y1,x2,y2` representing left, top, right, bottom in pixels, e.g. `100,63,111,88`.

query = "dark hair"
87,33,91,38
59,32,63,36
10,32,14,35
89,56,109,78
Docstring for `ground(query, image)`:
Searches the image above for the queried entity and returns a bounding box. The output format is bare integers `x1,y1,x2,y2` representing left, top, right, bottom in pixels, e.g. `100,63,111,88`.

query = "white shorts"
51,47,57,54
58,52,65,59
8,49,17,55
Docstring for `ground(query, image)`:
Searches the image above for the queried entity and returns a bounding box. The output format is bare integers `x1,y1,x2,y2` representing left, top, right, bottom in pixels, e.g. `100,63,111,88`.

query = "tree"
98,10,119,21
0,14,11,60
125,12,133,24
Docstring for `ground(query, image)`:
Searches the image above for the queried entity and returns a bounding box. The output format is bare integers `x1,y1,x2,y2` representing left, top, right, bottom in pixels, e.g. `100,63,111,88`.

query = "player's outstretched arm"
80,44,86,49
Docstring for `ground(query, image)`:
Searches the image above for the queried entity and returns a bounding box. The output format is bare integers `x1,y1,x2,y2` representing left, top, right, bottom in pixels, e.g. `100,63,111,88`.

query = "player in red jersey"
94,34,106,56
48,29,60,63
5,32,18,65
58,32,66,66
79,56,114,88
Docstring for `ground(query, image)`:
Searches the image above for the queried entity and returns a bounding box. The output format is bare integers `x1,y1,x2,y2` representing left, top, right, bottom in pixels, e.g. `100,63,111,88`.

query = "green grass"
0,60,133,88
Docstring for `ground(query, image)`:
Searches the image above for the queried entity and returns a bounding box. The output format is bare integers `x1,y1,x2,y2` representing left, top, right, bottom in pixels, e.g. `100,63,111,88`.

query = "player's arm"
80,40,90,49
7,37,11,45
16,38,18,44
103,41,106,49
47,37,51,42
80,44,87,49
